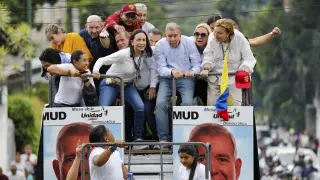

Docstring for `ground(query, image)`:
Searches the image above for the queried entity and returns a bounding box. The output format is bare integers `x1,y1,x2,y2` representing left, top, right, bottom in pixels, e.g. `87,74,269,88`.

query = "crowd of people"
258,125,320,180
0,145,37,180
35,2,284,180
39,2,281,148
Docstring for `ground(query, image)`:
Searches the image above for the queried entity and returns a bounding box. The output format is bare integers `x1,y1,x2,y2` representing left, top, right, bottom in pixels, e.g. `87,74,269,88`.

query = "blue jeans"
155,77,195,141
99,80,145,140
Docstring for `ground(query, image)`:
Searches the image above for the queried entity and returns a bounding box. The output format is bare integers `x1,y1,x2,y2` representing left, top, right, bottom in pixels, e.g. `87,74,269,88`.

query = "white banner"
173,106,253,126
43,106,124,126
42,106,124,180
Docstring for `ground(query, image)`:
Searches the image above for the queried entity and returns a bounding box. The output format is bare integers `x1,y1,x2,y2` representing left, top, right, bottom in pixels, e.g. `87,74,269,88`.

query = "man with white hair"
154,22,202,148
80,15,115,95
135,3,155,34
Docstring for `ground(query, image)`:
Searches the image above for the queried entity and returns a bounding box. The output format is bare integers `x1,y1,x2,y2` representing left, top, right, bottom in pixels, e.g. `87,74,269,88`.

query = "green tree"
3,0,58,28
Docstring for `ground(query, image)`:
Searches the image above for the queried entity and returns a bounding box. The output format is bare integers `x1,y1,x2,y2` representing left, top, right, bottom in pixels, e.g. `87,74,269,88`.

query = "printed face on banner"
173,106,254,180
43,107,124,180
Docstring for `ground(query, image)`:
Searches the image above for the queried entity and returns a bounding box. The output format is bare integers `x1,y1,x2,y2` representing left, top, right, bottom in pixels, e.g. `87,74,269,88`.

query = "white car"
266,147,320,171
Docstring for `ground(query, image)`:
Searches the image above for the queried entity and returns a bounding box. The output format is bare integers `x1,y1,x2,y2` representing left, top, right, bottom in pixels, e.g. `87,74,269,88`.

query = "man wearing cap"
104,4,140,35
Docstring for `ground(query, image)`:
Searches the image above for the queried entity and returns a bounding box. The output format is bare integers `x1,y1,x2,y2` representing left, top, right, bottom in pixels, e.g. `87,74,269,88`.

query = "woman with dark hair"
93,29,153,149
39,48,71,79
47,50,94,107
206,15,222,32
88,125,130,180
178,145,207,180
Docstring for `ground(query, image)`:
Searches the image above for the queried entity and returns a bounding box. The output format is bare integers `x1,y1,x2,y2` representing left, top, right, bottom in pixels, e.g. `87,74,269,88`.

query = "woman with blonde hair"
191,23,212,105
200,19,256,106
45,24,93,64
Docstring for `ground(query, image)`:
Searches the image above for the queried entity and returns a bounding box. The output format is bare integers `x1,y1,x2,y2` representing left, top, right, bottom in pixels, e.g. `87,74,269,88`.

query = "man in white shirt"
20,145,37,175
89,125,130,180
6,165,26,180
135,3,155,34
115,31,130,50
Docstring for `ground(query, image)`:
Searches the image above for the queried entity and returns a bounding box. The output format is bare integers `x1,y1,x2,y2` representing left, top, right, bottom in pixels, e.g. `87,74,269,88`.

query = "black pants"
194,79,208,105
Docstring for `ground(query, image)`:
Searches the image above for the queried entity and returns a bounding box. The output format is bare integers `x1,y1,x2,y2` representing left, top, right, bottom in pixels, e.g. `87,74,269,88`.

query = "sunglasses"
125,13,136,19
194,32,207,38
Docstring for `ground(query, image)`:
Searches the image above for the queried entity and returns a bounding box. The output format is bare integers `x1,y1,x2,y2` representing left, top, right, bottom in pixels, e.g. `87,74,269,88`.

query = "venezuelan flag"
215,49,231,121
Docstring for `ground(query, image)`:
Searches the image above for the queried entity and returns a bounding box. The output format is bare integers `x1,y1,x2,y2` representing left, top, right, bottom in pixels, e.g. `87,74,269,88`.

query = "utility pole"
25,0,32,90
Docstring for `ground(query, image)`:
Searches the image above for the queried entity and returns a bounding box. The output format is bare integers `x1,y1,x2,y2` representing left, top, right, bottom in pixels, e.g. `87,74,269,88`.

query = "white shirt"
203,29,256,85
94,48,157,83
134,46,159,90
5,171,26,180
20,154,37,174
178,163,209,180
10,161,25,174
54,64,94,105
142,21,155,34
89,147,124,180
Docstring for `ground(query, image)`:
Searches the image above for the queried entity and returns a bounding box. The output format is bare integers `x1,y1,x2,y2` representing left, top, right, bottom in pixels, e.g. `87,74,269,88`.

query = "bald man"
52,123,93,180
79,15,116,96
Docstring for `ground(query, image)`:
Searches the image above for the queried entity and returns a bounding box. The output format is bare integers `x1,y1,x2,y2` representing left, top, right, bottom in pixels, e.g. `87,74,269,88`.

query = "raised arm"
249,27,281,47
66,140,82,180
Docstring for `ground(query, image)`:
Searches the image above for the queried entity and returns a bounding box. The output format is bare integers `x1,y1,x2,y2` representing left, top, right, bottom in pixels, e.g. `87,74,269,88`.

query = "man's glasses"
125,13,136,19
194,32,207,38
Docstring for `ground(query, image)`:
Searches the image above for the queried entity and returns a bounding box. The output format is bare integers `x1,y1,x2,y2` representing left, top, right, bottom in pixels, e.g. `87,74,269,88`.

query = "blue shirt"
154,36,202,77
79,29,115,72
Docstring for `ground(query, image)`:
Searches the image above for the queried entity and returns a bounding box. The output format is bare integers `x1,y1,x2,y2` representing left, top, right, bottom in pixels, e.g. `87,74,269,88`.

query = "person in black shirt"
79,15,116,96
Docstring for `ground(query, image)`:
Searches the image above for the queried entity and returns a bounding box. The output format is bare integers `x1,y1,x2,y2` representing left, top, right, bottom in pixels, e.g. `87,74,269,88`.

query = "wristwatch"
108,146,117,152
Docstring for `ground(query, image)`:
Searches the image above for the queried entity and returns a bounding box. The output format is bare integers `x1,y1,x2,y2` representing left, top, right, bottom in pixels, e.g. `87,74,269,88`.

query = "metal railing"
47,74,125,107
81,142,212,180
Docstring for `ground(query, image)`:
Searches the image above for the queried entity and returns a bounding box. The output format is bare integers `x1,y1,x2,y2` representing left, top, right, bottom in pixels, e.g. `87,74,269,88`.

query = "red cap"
235,70,251,89
121,4,137,14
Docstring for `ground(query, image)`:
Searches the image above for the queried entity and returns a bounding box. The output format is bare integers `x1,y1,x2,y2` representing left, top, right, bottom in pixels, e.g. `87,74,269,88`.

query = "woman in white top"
200,19,256,106
178,145,209,180
93,29,153,142
47,50,94,107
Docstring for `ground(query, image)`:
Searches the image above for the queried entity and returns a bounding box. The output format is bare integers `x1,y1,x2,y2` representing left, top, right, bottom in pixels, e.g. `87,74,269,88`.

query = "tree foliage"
8,95,36,153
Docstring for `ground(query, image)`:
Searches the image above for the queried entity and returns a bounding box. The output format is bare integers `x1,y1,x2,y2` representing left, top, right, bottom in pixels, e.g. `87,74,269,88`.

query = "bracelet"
108,146,117,152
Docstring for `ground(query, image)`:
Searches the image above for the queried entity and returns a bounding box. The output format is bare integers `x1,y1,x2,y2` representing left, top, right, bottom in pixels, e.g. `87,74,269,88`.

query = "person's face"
121,12,136,26
53,134,90,180
194,27,208,48
73,54,89,71
210,22,215,32
149,34,162,46
41,61,53,69
136,9,147,26
196,135,242,180
165,29,181,48
105,129,115,143
15,152,21,162
179,152,195,169
214,26,229,43
115,33,129,50
131,32,147,52
25,145,32,155
86,21,103,39
46,32,64,46
11,165,17,175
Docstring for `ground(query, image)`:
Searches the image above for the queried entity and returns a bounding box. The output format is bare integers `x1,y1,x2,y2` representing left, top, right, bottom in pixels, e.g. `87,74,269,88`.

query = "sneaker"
131,138,149,150
153,140,169,150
